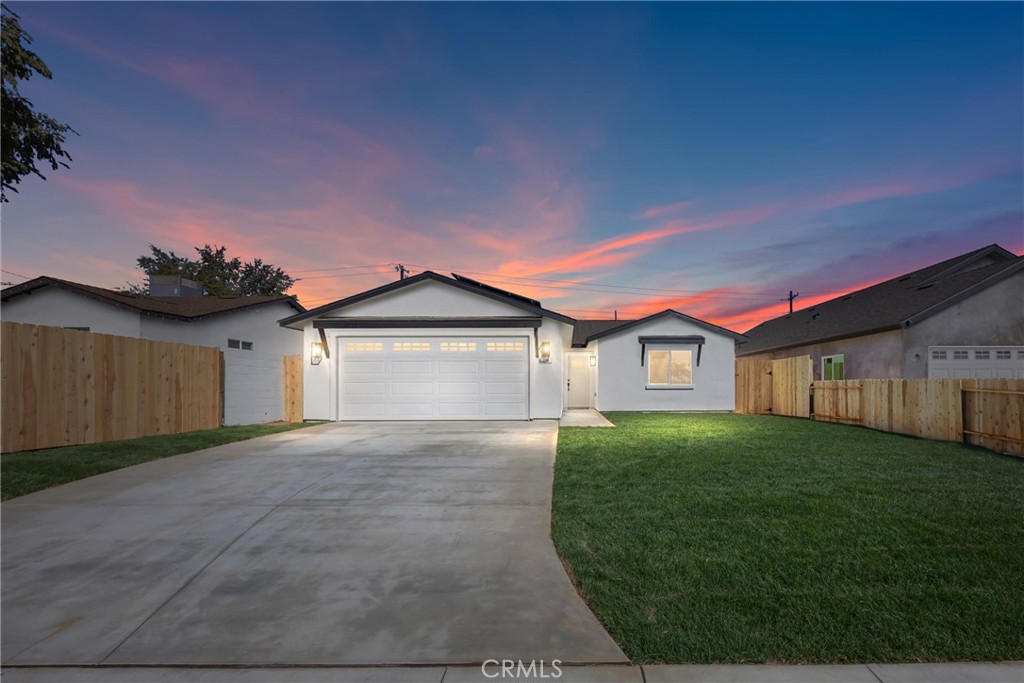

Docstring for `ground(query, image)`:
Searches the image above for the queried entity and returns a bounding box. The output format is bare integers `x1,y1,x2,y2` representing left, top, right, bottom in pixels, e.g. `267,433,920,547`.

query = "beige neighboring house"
1,275,305,425
737,244,1024,380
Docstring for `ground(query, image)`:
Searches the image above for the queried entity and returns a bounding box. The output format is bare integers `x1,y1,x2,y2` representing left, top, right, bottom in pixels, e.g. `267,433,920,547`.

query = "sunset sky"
2,2,1022,331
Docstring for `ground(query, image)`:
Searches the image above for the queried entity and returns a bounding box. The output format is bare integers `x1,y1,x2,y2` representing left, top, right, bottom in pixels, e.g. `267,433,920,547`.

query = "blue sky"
3,2,1021,329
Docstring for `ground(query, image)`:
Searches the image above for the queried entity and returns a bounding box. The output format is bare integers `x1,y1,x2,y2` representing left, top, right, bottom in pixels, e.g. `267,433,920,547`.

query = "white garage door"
339,336,529,420
928,346,1024,379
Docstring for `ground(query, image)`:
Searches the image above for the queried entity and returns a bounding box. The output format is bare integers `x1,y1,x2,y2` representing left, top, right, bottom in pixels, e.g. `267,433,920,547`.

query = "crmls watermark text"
481,659,563,679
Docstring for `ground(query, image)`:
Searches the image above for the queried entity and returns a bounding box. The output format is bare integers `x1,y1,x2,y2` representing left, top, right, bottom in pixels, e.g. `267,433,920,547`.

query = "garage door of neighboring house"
224,351,285,425
339,336,529,420
928,346,1024,379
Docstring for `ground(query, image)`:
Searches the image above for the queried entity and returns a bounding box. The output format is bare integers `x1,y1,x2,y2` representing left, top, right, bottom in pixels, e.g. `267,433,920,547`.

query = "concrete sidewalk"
3,662,1022,682
559,409,615,427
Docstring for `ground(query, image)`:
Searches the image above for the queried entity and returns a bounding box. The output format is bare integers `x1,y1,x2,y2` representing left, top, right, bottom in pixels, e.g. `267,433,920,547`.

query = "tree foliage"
123,244,295,296
1,7,76,202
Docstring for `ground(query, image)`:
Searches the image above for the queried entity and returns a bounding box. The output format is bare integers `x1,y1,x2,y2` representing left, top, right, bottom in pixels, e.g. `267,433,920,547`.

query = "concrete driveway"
2,421,626,666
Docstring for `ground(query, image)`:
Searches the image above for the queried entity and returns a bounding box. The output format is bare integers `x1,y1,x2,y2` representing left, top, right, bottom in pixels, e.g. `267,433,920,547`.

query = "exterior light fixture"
590,355,597,367
311,341,324,365
539,340,552,363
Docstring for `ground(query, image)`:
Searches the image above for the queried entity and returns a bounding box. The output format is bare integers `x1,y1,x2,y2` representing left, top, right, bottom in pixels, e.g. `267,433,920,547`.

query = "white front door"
567,354,593,408
338,336,529,420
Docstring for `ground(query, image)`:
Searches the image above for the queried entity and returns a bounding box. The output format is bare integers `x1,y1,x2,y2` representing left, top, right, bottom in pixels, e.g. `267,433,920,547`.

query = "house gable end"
279,271,573,327
582,310,745,346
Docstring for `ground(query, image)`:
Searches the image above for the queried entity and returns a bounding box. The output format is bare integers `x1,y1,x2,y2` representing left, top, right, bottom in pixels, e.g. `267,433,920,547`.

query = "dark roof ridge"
577,309,746,346
1,275,305,321
278,271,574,327
914,244,1015,287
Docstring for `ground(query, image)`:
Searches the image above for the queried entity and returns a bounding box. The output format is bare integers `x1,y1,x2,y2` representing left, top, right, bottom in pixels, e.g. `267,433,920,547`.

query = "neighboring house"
1,276,305,425
278,271,744,421
738,244,1024,380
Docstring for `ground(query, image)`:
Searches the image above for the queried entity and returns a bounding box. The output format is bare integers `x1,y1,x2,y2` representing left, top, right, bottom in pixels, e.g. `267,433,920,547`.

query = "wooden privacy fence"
735,356,812,417
283,354,303,422
812,380,965,442
1,322,223,453
812,379,1023,456
735,357,1024,457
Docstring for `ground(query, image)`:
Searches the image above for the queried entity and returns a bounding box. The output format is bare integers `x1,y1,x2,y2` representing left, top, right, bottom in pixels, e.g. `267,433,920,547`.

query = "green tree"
123,244,295,296
1,6,76,202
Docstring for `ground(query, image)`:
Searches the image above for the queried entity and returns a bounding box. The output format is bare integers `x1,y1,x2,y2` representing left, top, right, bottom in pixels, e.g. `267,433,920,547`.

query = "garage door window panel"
346,342,383,352
487,341,525,352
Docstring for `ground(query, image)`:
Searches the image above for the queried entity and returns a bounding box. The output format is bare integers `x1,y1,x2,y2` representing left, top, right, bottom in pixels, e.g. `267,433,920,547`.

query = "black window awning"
638,335,706,366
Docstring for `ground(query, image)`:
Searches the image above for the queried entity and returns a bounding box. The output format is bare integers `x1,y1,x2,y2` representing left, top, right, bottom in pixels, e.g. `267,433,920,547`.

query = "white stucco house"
278,271,744,420
1,276,305,425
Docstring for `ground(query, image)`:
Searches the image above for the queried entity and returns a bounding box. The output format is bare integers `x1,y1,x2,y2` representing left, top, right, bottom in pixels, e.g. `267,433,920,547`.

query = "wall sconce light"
590,355,597,367
311,341,324,366
539,340,552,363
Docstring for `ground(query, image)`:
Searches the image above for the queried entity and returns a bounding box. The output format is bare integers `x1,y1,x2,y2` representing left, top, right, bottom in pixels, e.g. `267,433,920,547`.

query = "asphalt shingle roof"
571,319,634,347
1,276,304,321
738,245,1023,356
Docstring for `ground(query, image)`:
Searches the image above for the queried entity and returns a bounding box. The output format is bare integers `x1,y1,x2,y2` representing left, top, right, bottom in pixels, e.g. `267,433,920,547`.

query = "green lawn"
552,413,1024,664
1,422,314,501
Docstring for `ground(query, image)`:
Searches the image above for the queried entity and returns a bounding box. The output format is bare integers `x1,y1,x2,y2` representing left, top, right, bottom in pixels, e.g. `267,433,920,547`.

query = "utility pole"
395,264,409,280
782,290,800,314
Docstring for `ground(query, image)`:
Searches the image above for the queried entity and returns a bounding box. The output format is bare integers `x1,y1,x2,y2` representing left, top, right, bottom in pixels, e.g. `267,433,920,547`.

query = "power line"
290,263,815,309
404,264,789,300
289,263,391,274
1,269,31,281
288,261,820,302
294,271,393,282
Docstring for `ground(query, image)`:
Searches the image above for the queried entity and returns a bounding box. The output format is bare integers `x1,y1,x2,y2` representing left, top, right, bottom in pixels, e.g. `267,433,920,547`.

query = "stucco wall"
593,316,736,411
1,288,142,337
903,272,1024,378
298,280,570,420
742,329,905,380
140,301,301,355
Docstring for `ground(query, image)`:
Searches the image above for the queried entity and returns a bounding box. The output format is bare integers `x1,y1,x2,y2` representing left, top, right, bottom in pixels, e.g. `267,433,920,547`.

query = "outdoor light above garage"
539,340,552,363
310,341,323,365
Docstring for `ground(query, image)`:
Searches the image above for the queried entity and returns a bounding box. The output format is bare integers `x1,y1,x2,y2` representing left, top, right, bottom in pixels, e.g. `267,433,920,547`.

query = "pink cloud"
638,200,695,220
788,159,1019,214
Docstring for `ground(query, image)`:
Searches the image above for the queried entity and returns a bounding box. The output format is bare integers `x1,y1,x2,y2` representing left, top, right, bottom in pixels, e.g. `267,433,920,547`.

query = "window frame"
646,348,694,389
822,354,845,381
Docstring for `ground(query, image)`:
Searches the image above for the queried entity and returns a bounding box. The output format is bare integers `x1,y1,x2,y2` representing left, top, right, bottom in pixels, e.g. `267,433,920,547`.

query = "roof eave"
4,277,304,323
735,323,903,357
585,309,746,344
278,271,574,327
901,259,1024,328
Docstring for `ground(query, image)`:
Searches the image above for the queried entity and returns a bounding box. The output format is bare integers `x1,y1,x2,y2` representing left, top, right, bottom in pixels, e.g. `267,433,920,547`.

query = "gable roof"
278,270,574,327
1,276,305,321
572,309,746,347
739,244,1024,356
